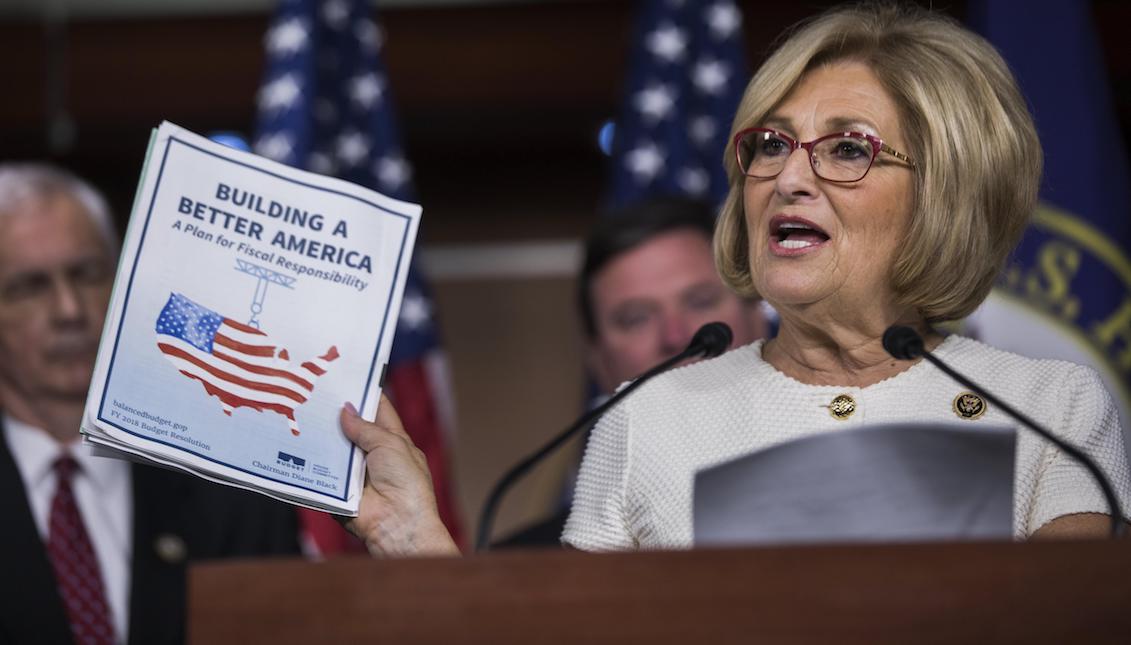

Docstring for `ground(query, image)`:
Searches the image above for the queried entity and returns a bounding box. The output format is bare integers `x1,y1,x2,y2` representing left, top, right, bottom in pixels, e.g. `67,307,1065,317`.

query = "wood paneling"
190,540,1131,643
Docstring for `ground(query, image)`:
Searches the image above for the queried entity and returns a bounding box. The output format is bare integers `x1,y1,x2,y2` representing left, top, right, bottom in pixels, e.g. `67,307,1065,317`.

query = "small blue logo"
277,451,306,468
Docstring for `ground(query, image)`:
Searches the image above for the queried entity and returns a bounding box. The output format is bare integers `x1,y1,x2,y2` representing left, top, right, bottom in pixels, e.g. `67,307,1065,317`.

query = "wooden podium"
190,540,1131,643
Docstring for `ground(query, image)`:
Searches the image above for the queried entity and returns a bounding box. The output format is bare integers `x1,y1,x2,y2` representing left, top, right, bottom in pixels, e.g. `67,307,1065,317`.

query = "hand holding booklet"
81,121,421,516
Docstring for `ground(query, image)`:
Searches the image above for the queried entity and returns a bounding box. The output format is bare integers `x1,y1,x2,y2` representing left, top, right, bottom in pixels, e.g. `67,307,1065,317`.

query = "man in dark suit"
0,163,299,645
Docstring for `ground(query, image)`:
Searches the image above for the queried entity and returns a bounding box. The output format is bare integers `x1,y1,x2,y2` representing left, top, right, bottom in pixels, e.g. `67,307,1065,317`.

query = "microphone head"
689,322,733,358
883,325,925,360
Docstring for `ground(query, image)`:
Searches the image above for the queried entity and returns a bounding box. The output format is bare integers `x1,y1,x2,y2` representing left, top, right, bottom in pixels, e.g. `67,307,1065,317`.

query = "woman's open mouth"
769,215,830,255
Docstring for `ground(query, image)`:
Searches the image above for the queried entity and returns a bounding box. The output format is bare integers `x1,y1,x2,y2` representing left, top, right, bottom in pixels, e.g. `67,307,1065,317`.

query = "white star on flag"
678,167,709,195
626,143,665,182
258,73,302,112
705,2,741,40
693,59,730,95
255,133,294,162
634,83,678,123
646,24,687,63
336,130,370,167
348,73,384,108
322,0,349,29
355,21,384,52
265,17,308,56
399,291,432,331
609,0,747,208
375,155,412,191
689,115,717,146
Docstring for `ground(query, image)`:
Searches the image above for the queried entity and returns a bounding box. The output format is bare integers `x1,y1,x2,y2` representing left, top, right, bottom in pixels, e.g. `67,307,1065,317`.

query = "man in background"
499,197,769,546
581,197,768,396
0,163,298,645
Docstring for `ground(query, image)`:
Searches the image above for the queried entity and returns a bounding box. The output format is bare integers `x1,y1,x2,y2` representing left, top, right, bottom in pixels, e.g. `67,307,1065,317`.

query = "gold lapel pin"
952,392,987,420
827,394,856,420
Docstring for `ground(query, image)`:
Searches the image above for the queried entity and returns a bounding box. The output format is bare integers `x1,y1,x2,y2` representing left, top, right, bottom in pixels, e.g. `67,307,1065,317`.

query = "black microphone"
883,325,1126,538
475,321,734,552
690,321,734,359
882,325,925,360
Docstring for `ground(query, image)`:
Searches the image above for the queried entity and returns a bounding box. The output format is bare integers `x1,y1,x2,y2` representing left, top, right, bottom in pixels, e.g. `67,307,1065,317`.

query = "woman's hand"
340,395,460,557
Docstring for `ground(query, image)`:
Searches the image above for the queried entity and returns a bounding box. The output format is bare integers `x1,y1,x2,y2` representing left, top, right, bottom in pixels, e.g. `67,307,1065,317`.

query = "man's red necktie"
46,456,115,645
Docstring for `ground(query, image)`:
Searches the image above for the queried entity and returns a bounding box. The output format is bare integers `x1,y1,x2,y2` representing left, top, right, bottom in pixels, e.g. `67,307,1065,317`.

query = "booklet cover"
81,121,421,515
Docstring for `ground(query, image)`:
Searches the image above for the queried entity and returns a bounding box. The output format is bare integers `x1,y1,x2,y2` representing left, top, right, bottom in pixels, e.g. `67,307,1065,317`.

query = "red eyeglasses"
733,127,916,183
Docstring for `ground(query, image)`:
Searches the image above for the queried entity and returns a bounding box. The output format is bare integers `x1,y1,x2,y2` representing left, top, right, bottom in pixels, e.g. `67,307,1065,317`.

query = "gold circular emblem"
828,394,856,420
953,392,987,420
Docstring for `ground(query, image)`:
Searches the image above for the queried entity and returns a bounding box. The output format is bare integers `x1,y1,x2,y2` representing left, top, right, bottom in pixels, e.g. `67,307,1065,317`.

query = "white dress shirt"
3,414,132,644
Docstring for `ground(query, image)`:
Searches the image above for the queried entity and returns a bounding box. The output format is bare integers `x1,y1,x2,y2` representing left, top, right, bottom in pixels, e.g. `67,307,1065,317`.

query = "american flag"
607,0,748,208
553,0,752,514
253,0,464,552
155,292,339,438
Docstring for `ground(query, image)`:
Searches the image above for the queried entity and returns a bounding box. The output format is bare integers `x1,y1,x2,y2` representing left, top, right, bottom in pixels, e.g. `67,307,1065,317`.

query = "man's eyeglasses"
733,127,916,183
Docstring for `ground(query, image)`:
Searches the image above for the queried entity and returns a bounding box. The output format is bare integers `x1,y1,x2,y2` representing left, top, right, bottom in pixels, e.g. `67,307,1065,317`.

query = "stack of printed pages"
81,121,420,515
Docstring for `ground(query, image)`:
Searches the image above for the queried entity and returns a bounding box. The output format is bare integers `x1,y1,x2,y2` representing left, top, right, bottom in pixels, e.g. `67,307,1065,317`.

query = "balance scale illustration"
235,259,296,327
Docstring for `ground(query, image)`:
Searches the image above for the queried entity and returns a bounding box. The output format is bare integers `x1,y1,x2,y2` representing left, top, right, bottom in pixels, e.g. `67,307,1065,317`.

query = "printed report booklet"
81,121,421,515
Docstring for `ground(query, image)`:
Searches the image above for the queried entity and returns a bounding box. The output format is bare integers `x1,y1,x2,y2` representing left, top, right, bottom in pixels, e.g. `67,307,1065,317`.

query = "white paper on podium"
693,423,1016,546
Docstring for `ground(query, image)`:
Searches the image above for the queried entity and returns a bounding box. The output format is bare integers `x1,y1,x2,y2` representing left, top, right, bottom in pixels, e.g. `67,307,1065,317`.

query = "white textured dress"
562,336,1131,551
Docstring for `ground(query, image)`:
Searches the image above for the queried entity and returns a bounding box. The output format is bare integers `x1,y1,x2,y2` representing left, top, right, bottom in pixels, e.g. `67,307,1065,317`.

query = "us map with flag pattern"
155,292,340,438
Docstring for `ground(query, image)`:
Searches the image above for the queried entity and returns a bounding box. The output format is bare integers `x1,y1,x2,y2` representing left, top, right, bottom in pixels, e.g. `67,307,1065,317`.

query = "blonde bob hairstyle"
714,3,1041,322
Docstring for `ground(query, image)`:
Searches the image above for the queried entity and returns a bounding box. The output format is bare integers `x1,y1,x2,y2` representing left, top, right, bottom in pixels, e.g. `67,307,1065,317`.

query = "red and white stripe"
157,317,339,436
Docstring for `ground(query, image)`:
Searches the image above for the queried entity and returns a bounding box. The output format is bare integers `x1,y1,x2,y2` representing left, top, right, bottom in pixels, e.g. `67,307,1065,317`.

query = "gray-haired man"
0,163,298,645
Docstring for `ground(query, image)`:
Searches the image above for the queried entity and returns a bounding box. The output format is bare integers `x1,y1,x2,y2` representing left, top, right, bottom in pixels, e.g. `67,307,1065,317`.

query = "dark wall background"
1,0,1129,245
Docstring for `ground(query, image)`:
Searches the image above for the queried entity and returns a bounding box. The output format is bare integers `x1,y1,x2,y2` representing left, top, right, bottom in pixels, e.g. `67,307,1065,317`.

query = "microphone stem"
922,352,1126,538
475,347,699,552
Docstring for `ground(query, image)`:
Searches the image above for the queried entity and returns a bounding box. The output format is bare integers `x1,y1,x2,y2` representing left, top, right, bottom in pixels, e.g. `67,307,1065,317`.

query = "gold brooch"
827,394,856,420
953,392,987,420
